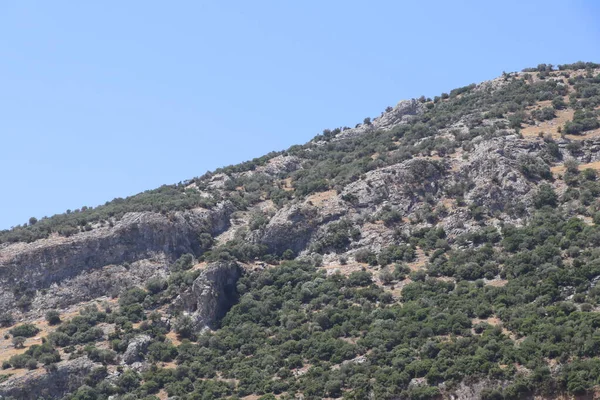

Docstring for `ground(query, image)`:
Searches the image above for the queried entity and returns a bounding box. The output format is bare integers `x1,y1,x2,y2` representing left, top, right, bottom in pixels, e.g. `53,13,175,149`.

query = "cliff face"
335,99,425,140
0,203,233,314
178,261,242,330
0,358,98,400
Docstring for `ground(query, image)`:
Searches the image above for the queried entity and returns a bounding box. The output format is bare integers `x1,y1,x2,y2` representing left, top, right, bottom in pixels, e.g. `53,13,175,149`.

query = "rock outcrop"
0,203,233,314
179,261,242,330
460,136,539,211
122,334,153,364
256,205,321,255
336,99,424,140
341,157,447,210
0,357,98,400
28,258,167,314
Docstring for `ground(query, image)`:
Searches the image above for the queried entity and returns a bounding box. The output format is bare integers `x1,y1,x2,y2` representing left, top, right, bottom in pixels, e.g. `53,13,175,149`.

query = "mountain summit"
2,62,600,399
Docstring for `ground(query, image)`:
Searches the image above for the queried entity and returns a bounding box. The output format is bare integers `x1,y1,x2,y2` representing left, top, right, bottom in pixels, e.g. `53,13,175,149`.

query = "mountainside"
2,61,600,399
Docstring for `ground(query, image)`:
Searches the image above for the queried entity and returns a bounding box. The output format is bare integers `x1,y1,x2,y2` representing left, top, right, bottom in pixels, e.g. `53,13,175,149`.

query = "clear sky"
1,1,599,229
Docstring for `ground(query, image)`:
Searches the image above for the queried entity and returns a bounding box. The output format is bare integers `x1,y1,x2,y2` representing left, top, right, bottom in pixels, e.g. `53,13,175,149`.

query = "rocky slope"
1,62,600,399
0,204,233,316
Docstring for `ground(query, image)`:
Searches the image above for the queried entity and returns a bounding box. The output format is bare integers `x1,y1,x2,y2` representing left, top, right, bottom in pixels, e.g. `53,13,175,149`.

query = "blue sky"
1,1,599,229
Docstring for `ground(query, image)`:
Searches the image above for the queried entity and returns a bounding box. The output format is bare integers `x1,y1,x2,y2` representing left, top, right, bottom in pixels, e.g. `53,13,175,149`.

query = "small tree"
534,184,558,208
45,310,61,325
9,323,40,338
174,315,194,339
379,269,394,285
0,313,14,328
282,249,295,260
198,233,214,252
564,158,580,174
145,277,168,295
26,358,38,370
12,336,26,349
583,168,597,181
552,96,567,110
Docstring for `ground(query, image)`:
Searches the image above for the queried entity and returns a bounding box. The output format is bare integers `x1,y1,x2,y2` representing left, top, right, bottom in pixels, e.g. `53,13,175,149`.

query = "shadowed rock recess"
3,62,600,399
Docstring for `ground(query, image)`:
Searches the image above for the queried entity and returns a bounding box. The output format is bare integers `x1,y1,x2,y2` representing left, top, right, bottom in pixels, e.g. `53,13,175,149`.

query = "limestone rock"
256,204,320,255
336,99,424,140
122,334,153,364
0,357,98,400
0,203,234,314
179,261,242,331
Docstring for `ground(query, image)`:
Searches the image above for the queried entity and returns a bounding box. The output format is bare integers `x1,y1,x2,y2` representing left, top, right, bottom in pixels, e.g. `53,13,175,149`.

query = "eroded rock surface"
0,203,233,314
178,261,242,330
0,357,98,400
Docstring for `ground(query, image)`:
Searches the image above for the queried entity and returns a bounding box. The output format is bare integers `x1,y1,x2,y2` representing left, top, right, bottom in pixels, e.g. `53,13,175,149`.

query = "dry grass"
471,316,522,342
160,361,178,369
282,177,294,192
305,190,337,207
323,263,364,277
552,160,600,176
578,160,600,171
190,261,208,271
407,247,427,271
472,316,502,326
440,198,456,212
383,278,413,299
165,331,182,346
551,165,566,175
565,128,600,141
517,87,600,141
0,319,54,367
485,278,508,287
521,108,574,140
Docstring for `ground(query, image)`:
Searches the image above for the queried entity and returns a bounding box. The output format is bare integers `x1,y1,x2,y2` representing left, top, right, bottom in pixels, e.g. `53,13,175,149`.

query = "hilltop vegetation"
3,62,598,248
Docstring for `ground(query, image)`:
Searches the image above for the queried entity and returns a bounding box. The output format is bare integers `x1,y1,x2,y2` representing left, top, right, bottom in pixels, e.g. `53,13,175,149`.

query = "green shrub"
534,184,558,208
119,287,148,307
0,313,14,328
531,107,555,121
12,336,26,349
146,277,168,295
354,249,377,266
9,324,40,338
45,310,61,325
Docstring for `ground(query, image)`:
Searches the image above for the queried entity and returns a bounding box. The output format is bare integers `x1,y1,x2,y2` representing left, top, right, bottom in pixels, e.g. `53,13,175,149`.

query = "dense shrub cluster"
52,211,600,400
1,193,599,399
312,220,360,254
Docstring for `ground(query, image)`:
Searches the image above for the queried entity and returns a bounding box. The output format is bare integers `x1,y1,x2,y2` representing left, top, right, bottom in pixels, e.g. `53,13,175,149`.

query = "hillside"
1,61,600,399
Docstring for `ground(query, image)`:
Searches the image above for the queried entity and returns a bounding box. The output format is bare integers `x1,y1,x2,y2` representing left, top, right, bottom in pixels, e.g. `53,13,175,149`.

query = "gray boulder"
122,334,152,364
179,261,242,331
0,357,98,400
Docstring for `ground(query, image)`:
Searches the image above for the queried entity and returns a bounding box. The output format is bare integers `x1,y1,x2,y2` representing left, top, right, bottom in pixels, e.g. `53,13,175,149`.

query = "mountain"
1,61,600,399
